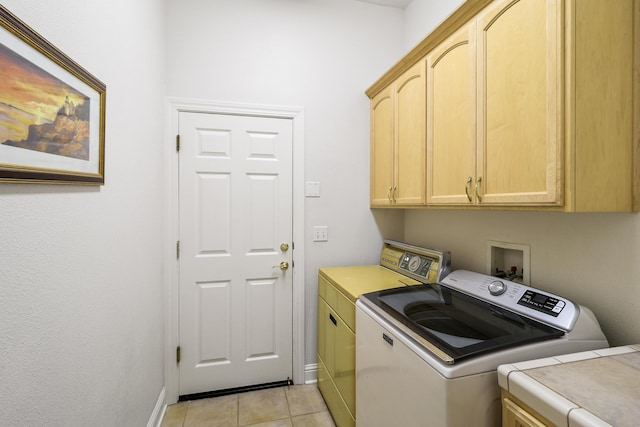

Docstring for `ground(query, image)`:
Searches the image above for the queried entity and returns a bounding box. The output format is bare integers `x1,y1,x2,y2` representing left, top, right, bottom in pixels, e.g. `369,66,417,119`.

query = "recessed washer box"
487,240,530,285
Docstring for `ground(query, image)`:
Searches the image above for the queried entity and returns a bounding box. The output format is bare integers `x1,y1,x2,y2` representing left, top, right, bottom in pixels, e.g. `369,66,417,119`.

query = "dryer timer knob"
488,280,507,296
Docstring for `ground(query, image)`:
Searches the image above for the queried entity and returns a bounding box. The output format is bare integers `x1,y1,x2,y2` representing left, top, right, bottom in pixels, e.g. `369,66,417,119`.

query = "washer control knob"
488,280,507,296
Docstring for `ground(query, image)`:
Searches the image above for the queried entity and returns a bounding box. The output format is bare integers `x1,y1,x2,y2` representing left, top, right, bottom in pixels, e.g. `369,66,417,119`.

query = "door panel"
395,61,426,205
370,88,394,206
477,0,561,204
427,24,476,204
199,173,230,253
198,281,231,364
179,112,293,396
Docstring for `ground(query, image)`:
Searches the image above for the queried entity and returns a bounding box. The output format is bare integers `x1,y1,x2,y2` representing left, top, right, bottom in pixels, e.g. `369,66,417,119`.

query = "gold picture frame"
0,5,106,185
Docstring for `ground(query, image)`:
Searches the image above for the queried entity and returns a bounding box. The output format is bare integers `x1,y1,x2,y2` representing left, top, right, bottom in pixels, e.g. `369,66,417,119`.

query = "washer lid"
361,283,565,364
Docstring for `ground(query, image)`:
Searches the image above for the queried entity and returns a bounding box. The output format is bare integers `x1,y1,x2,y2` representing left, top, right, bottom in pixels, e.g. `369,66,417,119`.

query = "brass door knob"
273,261,289,271
280,243,289,252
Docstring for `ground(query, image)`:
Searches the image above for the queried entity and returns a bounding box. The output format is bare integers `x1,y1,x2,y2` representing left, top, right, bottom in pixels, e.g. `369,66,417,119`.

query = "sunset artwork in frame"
0,5,106,185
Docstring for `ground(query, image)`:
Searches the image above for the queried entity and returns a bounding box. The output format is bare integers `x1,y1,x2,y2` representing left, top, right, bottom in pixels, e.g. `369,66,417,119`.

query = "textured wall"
0,0,166,425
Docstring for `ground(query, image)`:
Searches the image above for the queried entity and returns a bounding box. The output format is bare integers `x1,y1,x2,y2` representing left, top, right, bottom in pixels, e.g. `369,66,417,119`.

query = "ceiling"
355,0,413,9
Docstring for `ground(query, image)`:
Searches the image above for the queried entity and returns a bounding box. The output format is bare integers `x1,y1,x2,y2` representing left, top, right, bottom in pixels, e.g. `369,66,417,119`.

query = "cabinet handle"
329,313,337,326
475,176,482,203
392,186,397,203
465,176,472,202
387,186,393,203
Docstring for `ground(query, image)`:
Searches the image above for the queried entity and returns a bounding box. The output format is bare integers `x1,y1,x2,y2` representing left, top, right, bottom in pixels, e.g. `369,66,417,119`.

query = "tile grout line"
183,401,190,427
166,385,334,427
284,384,293,420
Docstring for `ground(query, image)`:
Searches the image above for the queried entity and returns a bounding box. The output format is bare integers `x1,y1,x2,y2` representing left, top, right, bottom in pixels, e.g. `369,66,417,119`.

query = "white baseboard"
147,387,167,427
304,363,318,384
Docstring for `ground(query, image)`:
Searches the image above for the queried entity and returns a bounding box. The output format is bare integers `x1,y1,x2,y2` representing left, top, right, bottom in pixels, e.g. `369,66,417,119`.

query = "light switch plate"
305,181,320,197
313,226,328,242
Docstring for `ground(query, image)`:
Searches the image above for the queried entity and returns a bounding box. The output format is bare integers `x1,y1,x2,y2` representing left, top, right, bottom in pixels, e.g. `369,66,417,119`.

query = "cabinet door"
477,0,562,205
370,86,394,206
502,397,549,427
317,295,327,366
319,298,355,416
427,23,477,205
333,309,355,416
318,298,336,377
394,61,426,205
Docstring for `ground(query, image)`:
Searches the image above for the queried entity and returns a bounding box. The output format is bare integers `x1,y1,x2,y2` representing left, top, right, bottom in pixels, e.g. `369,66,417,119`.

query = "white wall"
404,210,640,346
0,1,167,425
165,0,406,368
401,0,640,347
403,0,464,50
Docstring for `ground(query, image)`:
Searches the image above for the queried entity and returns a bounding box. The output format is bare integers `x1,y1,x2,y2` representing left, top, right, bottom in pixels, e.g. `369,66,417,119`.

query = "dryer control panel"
399,253,432,279
379,240,451,284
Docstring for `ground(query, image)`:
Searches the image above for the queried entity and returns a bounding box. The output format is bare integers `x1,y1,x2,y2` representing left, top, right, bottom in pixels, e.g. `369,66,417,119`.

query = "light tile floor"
161,384,336,427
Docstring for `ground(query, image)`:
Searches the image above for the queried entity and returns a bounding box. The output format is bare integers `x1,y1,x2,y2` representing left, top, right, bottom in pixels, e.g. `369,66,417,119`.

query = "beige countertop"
319,265,420,302
498,345,640,427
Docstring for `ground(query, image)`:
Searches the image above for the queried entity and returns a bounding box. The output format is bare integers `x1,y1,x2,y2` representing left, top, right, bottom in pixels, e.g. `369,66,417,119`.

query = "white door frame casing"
164,97,305,404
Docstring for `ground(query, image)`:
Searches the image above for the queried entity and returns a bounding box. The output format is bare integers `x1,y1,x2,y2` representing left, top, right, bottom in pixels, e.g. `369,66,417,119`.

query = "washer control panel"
518,290,566,317
440,270,579,331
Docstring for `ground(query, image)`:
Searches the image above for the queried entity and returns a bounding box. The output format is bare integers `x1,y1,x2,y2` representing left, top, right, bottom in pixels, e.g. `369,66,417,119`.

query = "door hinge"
176,346,181,364
176,241,180,259
176,134,180,152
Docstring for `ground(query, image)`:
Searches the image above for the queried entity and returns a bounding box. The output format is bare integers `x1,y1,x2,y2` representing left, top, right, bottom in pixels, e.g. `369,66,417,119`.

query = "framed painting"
0,5,106,185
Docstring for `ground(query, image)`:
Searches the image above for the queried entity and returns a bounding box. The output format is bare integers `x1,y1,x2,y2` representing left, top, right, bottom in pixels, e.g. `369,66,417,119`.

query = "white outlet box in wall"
487,240,531,285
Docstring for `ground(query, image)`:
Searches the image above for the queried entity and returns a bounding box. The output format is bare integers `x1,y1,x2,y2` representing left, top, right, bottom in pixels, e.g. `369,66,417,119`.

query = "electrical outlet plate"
487,240,530,285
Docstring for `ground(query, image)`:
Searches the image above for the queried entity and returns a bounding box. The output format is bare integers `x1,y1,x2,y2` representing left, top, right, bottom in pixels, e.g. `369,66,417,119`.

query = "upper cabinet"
370,61,426,206
428,0,561,207
368,0,639,212
370,86,394,206
476,0,562,206
566,0,637,212
427,23,477,205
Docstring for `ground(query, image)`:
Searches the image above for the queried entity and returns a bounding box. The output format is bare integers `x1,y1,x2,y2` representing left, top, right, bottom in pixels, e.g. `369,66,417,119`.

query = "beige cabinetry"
502,391,553,427
428,0,562,206
370,61,426,206
369,0,639,211
427,23,477,205
317,274,355,427
477,0,562,206
317,266,421,427
565,0,637,211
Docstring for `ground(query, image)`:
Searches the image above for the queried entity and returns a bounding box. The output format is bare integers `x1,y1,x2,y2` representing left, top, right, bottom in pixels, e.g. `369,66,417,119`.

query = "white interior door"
178,111,293,396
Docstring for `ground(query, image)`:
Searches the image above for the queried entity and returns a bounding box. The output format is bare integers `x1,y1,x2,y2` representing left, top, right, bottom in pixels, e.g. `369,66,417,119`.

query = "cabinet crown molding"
365,0,493,99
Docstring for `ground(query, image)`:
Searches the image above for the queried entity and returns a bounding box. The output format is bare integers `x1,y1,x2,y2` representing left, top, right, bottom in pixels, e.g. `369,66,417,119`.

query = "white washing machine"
355,270,609,427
